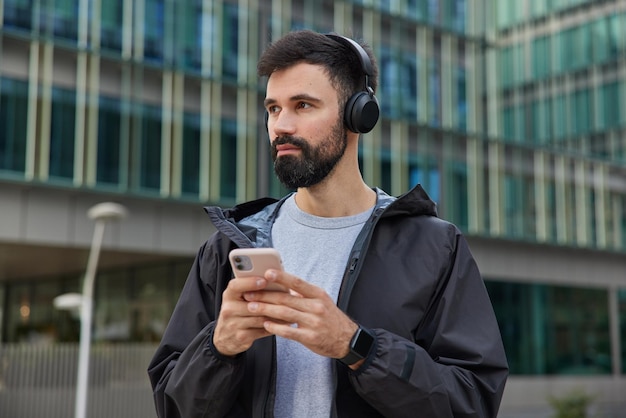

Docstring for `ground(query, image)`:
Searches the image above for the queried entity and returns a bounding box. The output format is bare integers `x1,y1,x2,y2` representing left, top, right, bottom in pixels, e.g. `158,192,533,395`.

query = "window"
96,96,122,185
409,157,440,204
94,271,131,342
0,78,28,174
49,87,76,181
144,0,165,62
457,65,467,132
100,0,124,52
503,106,515,141
3,0,33,30
486,281,612,375
174,0,203,71
181,113,201,195
552,94,568,141
429,60,441,127
500,47,513,88
222,3,239,80
379,49,398,118
132,265,173,342
52,0,79,42
137,105,162,191
599,82,620,130
532,98,552,144
573,88,590,135
617,289,626,374
607,13,623,59
448,160,468,230
220,119,237,200
441,0,466,33
591,18,609,64
380,150,392,194
532,36,551,80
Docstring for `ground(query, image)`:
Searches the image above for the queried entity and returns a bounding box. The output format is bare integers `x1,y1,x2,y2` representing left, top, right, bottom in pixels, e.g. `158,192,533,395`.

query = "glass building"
0,0,625,416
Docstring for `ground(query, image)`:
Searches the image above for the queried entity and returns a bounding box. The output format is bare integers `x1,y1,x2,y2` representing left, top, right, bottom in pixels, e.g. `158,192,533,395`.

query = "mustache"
271,135,309,156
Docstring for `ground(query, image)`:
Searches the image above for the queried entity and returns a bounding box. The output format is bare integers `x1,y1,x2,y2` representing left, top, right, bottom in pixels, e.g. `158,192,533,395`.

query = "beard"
271,119,348,189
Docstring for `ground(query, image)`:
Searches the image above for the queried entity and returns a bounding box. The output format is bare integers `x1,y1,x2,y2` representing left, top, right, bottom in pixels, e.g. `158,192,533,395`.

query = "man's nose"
270,111,297,137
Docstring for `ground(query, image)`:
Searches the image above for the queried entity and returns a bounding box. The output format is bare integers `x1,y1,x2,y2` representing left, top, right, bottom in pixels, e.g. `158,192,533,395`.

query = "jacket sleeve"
348,226,508,418
147,238,247,418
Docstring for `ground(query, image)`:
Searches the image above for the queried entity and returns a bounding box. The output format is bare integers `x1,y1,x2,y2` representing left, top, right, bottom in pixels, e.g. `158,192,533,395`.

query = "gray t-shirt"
271,195,373,418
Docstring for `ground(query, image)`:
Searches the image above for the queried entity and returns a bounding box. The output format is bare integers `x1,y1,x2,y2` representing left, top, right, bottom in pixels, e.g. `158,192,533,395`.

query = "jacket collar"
204,184,437,247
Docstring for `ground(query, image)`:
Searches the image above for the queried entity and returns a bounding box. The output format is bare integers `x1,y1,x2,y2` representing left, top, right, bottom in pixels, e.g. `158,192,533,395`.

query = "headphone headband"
324,33,375,78
324,33,380,133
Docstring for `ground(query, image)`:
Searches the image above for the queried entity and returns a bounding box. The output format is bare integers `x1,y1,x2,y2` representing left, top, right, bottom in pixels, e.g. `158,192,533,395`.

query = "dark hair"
257,30,378,109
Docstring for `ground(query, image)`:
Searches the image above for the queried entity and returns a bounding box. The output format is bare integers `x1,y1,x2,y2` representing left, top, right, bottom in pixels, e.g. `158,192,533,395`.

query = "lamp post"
55,202,128,418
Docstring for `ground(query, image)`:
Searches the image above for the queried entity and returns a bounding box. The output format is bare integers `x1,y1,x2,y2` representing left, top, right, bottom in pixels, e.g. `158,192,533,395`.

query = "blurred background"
0,0,625,417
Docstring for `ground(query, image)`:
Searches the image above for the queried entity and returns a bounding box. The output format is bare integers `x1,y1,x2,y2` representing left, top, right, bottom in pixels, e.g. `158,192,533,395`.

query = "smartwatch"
338,326,375,366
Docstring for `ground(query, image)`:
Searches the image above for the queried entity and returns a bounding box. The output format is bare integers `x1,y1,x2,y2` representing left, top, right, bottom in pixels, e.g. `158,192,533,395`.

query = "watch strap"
338,326,375,366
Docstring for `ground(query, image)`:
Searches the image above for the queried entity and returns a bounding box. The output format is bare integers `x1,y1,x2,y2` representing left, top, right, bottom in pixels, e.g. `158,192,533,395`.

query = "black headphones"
325,34,380,134
264,34,380,134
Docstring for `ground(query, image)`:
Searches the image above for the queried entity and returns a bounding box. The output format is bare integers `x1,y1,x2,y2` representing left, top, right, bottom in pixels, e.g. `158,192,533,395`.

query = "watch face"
353,328,375,356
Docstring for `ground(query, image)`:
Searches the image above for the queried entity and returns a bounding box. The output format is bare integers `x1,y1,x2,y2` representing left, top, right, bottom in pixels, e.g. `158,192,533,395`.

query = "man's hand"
243,269,359,362
213,275,285,356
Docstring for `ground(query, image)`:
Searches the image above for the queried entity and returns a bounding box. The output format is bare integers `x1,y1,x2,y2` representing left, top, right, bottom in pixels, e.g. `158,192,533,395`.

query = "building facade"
0,0,625,416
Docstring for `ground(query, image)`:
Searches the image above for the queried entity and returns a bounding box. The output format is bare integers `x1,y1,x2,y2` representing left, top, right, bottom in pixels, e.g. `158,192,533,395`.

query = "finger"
265,269,324,298
224,276,271,298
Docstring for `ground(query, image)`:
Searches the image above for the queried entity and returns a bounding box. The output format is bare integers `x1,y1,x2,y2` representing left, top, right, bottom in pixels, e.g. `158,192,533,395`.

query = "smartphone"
229,248,288,292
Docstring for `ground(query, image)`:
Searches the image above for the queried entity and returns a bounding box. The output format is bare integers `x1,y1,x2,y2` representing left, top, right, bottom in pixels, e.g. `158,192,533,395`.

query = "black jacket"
148,185,508,417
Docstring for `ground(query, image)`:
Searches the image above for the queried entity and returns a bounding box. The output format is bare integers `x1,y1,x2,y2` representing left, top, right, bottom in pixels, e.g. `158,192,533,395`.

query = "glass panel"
52,0,79,41
486,281,612,375
552,94,568,141
100,0,123,52
96,96,122,185
449,160,468,230
49,87,76,180
531,0,550,18
532,35,550,80
220,118,237,200
94,270,131,342
3,0,34,30
181,112,201,195
591,18,609,64
380,151,391,194
429,59,441,127
500,46,513,88
406,0,428,22
457,65,466,132
573,88,590,135
409,156,440,204
144,0,165,62
0,285,4,340
532,98,551,145
620,288,626,374
0,78,28,174
6,284,34,342
404,54,419,120
138,105,162,191
222,3,239,80
132,265,172,342
607,13,622,59
503,106,514,141
379,48,396,118
175,0,202,71
599,82,619,130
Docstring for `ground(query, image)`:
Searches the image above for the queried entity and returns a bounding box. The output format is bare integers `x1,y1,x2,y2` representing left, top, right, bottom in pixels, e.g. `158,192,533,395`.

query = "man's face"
265,63,347,189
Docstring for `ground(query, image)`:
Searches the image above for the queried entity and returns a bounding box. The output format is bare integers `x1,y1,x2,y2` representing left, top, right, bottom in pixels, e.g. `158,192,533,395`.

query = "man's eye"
297,102,311,109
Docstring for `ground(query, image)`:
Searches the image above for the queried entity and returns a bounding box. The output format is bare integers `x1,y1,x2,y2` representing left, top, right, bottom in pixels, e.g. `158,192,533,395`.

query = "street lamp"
54,202,128,418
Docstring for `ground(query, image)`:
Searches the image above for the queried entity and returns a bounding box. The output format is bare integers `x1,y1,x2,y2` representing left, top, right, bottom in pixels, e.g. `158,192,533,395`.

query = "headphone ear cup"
344,92,380,134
